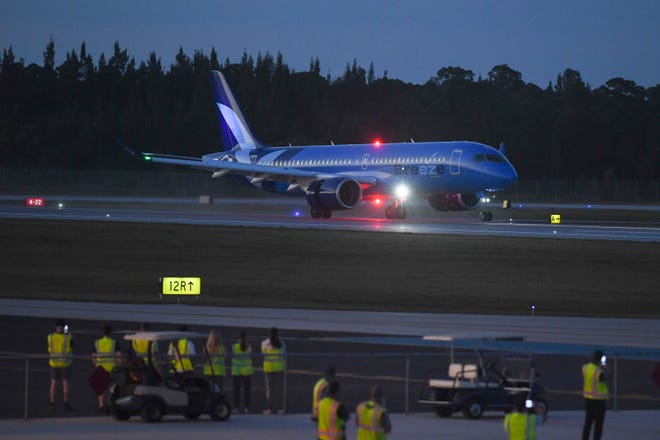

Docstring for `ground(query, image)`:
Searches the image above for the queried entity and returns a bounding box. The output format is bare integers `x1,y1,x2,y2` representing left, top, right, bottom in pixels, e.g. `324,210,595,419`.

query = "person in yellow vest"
318,381,348,440
131,322,157,365
168,325,196,376
311,366,336,421
582,349,609,440
48,319,74,412
261,327,286,414
92,325,121,412
503,394,545,440
204,329,226,388
232,331,254,413
355,385,391,440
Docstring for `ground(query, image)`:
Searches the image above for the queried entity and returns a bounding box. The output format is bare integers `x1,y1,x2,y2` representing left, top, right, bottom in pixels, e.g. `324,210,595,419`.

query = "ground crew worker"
48,319,74,412
232,331,254,413
312,366,336,421
169,325,196,375
503,394,544,440
131,322,157,365
203,329,226,388
261,327,286,414
582,349,609,440
92,325,121,412
318,381,348,440
356,385,391,440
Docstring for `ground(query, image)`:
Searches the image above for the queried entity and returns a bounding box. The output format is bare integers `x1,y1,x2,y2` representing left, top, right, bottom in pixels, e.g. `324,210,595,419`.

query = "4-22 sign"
161,277,201,295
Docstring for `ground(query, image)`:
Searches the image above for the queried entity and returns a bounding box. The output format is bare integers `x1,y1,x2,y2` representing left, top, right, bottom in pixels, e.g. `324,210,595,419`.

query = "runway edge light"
161,277,201,295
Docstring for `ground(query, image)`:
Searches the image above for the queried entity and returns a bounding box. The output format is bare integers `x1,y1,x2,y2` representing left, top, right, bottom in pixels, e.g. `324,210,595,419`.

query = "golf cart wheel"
434,406,453,417
112,410,130,421
184,411,201,420
209,399,231,421
141,400,164,422
462,398,485,419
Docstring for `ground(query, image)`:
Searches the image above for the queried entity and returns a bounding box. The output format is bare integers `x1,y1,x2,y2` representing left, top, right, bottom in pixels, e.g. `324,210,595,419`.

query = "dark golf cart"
418,334,548,419
107,331,231,423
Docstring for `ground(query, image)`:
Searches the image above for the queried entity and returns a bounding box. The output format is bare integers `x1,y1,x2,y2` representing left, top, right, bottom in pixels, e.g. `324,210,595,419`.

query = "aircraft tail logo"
209,70,260,151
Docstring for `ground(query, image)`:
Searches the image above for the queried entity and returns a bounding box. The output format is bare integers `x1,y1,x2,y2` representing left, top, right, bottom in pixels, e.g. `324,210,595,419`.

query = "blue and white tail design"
209,70,260,151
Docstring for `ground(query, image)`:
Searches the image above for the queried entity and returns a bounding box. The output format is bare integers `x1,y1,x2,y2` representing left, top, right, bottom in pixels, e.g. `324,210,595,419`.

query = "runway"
1,196,659,242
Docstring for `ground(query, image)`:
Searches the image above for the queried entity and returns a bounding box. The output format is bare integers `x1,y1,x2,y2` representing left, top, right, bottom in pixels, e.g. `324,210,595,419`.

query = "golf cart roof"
123,331,208,342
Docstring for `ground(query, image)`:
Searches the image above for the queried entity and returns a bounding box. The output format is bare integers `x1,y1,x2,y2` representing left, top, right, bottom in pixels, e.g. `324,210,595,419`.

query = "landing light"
395,185,410,200
292,210,302,218
374,198,382,205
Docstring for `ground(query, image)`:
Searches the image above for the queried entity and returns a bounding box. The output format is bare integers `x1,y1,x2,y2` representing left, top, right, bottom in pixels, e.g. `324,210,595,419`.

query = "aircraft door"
450,150,462,175
361,153,370,170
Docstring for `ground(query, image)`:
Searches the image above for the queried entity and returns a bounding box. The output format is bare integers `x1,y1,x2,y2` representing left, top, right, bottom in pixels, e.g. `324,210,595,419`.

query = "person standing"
131,322,157,365
582,349,609,440
231,331,254,413
261,327,286,414
503,394,544,440
318,381,348,440
48,319,74,412
203,329,226,388
356,385,391,440
312,366,336,421
169,325,196,376
92,325,121,412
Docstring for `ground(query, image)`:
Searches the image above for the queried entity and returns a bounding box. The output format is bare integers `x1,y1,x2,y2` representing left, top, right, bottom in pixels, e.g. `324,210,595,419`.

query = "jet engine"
427,192,483,211
306,178,362,211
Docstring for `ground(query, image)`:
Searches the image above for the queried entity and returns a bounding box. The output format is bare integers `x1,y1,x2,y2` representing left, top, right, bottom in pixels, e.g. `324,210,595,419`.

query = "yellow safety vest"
313,377,329,417
503,412,536,440
48,333,72,368
356,401,387,440
231,342,254,376
131,339,155,364
583,363,609,399
94,336,117,372
170,338,194,372
261,341,286,373
318,397,345,440
204,345,226,376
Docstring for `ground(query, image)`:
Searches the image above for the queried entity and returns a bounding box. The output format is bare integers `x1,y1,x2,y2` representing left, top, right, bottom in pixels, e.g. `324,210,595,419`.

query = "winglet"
209,71,260,151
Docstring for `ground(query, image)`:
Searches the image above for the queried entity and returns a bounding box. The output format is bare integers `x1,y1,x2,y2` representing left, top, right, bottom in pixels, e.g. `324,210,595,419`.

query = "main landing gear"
310,208,332,219
479,211,493,222
385,200,407,219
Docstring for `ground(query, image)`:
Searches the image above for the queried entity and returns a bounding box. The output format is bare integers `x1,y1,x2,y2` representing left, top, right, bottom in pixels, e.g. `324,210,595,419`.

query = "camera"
600,355,606,366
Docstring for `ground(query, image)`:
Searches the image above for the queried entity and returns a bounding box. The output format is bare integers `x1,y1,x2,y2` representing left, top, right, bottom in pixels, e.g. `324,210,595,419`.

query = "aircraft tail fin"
209,70,261,151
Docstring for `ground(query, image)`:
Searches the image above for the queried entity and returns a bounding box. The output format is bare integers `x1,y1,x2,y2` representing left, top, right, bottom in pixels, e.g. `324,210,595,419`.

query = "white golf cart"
107,331,231,423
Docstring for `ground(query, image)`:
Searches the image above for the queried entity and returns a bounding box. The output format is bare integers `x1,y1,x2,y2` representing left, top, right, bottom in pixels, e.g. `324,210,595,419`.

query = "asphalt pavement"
1,411,659,439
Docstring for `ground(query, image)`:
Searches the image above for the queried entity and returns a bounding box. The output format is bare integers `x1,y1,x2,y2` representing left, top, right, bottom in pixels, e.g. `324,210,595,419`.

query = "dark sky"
1,0,658,88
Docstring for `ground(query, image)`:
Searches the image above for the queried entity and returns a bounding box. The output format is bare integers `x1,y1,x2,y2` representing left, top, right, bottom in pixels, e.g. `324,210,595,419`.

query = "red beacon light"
373,139,382,148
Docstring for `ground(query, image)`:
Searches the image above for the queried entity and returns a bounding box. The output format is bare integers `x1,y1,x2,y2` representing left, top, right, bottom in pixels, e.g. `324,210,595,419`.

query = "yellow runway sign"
161,277,201,295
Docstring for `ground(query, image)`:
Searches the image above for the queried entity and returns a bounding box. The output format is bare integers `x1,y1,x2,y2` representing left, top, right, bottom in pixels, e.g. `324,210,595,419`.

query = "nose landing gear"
385,200,407,219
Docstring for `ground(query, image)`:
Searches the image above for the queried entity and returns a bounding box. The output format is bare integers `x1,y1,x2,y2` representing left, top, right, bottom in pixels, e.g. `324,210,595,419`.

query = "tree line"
0,40,658,180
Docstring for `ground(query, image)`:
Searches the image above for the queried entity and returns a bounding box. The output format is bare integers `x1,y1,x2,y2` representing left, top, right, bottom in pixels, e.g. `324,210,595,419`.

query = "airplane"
128,70,518,221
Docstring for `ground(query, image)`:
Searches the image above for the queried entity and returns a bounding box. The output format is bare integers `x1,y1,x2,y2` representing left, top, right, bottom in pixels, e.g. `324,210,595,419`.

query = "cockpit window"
486,154,504,162
474,153,504,163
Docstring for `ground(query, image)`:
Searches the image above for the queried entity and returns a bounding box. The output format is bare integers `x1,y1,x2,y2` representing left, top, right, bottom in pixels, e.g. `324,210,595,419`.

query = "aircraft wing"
140,152,378,186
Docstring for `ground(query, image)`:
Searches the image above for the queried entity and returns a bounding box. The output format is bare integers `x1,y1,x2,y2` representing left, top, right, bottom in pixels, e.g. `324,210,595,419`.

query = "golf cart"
418,334,548,419
107,331,231,423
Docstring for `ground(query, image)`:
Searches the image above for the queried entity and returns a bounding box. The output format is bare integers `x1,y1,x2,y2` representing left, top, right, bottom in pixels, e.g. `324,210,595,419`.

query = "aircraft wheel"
486,211,493,221
479,211,488,222
385,205,396,219
311,208,321,219
399,206,407,219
